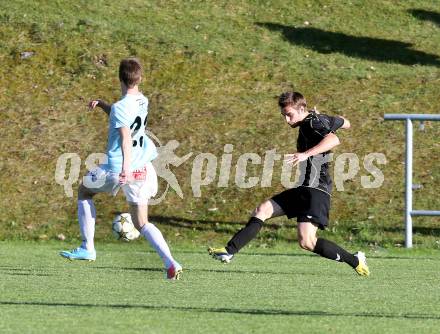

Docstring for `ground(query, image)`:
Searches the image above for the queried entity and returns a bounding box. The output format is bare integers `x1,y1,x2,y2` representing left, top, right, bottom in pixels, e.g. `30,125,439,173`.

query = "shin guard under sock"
313,238,359,268
225,217,264,254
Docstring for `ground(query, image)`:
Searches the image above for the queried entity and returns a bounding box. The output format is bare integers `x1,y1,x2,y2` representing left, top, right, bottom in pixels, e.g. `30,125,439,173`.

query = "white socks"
78,199,96,251
78,200,174,268
140,224,174,269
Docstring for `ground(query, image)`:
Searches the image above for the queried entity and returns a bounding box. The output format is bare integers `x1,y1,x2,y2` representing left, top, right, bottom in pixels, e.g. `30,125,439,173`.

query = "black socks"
225,220,359,270
226,217,264,254
313,238,359,268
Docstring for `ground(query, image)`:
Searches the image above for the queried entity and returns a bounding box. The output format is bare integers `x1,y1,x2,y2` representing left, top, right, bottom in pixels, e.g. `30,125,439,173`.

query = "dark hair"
278,92,307,109
119,58,142,87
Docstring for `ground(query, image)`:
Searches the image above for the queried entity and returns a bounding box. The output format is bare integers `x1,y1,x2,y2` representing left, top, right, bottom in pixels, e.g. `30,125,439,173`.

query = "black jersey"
295,112,344,194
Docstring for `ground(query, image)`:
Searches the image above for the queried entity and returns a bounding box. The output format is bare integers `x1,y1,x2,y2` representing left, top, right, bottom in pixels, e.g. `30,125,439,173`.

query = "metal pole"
405,119,413,248
411,210,440,216
384,114,440,247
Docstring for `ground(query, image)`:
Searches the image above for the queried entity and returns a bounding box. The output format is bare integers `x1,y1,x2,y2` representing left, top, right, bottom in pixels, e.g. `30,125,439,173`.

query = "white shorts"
82,162,158,205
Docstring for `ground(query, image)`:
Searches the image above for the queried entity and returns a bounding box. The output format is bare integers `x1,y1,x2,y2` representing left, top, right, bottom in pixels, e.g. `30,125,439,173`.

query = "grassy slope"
0,0,439,247
1,241,440,334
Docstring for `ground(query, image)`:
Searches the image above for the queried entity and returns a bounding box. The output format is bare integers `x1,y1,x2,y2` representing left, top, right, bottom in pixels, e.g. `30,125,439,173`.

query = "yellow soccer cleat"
208,247,234,263
354,251,370,277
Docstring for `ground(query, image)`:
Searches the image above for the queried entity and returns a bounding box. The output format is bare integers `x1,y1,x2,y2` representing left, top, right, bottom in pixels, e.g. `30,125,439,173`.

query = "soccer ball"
112,213,140,242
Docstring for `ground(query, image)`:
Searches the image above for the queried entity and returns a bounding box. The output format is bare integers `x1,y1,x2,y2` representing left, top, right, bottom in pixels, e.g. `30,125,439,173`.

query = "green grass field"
1,241,440,334
1,1,440,332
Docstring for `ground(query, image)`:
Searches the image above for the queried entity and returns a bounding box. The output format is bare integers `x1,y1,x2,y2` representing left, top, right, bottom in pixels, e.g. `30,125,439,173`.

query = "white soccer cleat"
354,251,370,277
208,247,234,263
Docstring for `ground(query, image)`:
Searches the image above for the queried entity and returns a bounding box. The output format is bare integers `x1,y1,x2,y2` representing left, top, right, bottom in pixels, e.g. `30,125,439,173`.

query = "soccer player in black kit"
208,91,369,276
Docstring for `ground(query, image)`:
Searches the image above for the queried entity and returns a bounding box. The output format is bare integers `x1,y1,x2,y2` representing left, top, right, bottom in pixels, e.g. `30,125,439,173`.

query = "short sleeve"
111,103,131,129
311,114,344,136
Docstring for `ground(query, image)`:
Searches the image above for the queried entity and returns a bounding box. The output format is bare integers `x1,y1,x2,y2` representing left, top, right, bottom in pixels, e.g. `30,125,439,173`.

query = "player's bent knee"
254,201,272,221
298,239,314,251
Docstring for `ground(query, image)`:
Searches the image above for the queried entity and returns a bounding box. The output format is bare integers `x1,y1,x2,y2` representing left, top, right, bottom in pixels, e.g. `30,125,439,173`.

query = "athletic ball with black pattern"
112,213,140,241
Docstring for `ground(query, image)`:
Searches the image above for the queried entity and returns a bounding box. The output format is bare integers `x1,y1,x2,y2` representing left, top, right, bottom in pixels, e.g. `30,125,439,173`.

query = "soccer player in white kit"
60,58,182,280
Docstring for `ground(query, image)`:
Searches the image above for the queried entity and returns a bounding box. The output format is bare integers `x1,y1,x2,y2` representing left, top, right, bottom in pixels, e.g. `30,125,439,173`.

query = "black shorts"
271,186,330,230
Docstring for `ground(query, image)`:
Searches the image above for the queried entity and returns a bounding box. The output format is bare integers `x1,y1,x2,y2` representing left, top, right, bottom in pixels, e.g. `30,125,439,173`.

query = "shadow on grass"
0,267,53,276
1,300,440,320
149,215,297,242
150,215,296,231
128,247,315,258
1,272,52,277
93,266,320,276
100,248,440,261
256,22,440,66
409,9,440,27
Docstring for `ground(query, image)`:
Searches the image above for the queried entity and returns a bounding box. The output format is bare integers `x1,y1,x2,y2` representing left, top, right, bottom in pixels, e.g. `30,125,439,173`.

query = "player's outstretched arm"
88,99,112,115
285,133,340,166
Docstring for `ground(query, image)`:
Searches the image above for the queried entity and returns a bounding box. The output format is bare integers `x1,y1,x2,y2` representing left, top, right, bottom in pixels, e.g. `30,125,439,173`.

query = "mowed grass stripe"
1,300,440,320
